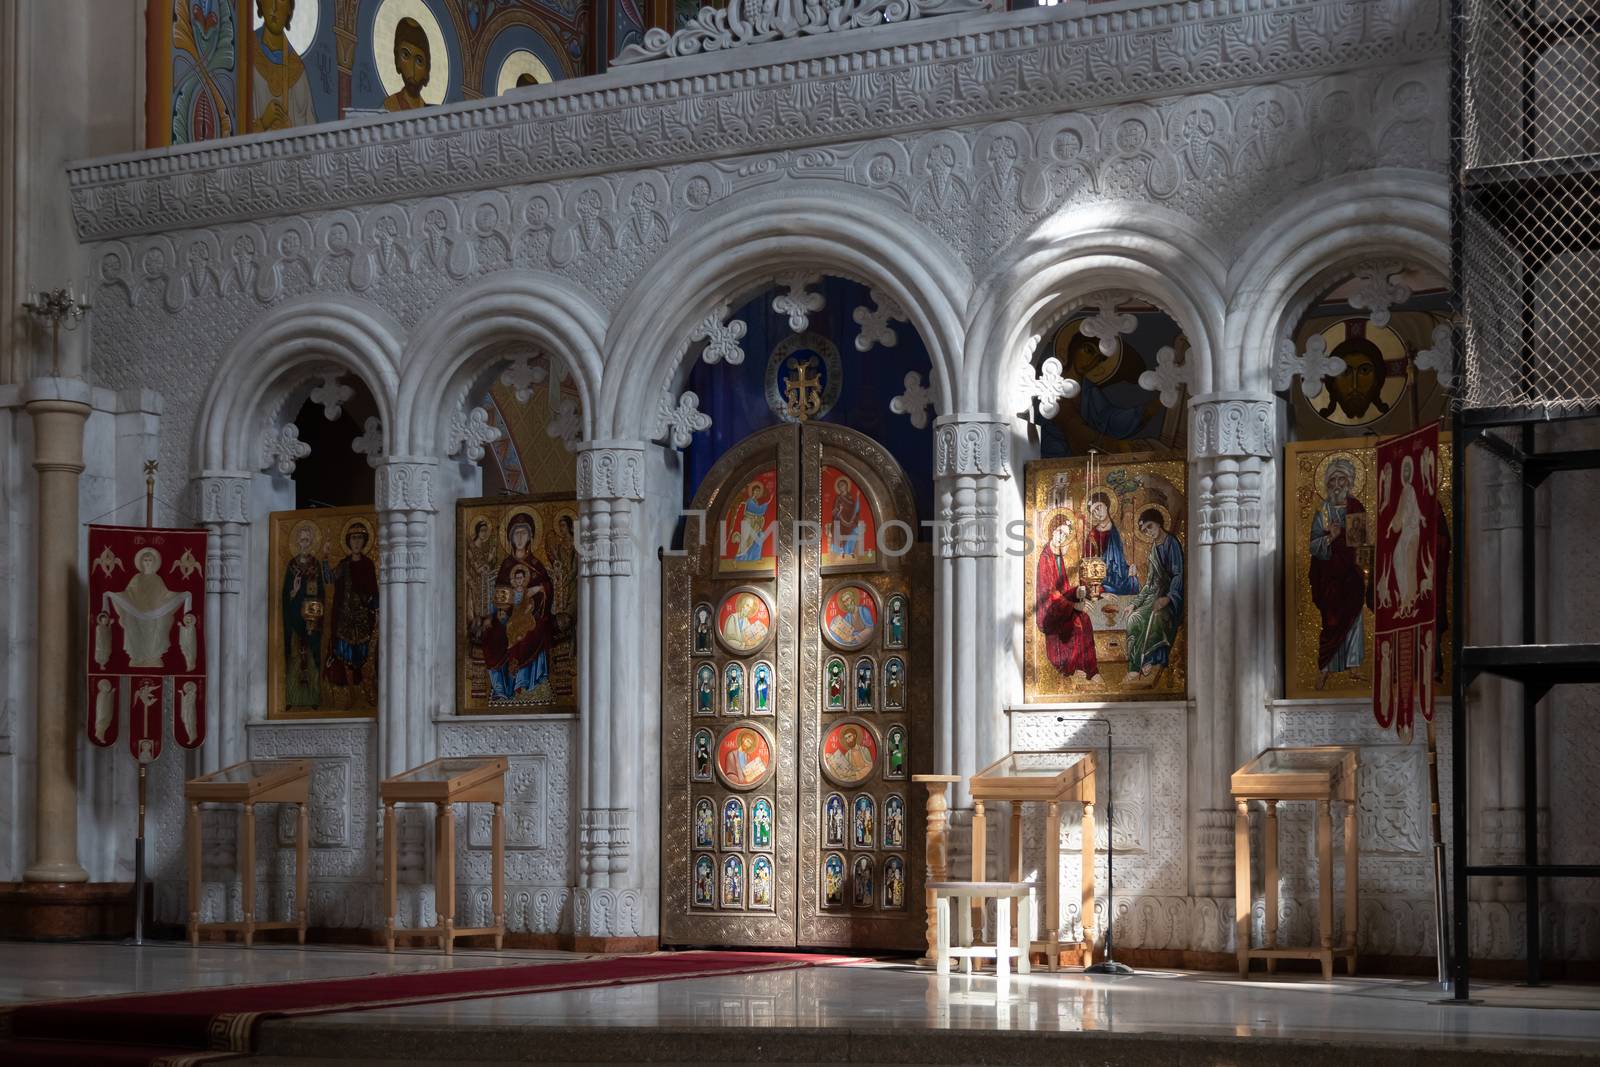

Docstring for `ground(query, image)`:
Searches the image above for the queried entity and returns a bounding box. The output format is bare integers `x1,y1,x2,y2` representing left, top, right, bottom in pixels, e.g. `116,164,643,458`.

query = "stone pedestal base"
0,882,138,940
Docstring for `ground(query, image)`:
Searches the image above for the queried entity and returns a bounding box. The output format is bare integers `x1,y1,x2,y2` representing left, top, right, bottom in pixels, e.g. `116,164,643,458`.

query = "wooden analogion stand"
1232,746,1360,979
968,751,1098,970
380,756,508,953
185,759,312,946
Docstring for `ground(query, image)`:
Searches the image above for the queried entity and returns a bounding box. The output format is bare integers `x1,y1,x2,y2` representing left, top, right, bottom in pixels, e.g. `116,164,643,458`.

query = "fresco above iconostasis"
681,275,938,531
1279,266,1454,700
150,0,586,146
1034,302,1191,460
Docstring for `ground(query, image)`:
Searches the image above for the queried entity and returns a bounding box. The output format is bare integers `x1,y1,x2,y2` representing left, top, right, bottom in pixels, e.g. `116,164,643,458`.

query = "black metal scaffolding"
1451,0,1600,999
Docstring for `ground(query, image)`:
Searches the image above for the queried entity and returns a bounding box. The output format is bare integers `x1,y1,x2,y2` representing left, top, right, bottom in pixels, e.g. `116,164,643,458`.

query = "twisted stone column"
23,377,91,883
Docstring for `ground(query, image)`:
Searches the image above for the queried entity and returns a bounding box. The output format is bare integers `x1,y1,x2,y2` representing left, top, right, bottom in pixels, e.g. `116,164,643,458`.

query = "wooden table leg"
1044,799,1060,971
1264,799,1278,974
970,799,987,940
1234,798,1250,978
958,891,974,975
994,895,1012,988
1081,800,1096,966
1317,798,1334,980
434,802,448,952
1344,798,1359,975
441,802,457,954
187,801,201,947
383,801,397,952
241,802,256,948
1008,800,1022,944
492,801,505,950
296,801,310,944
920,781,952,963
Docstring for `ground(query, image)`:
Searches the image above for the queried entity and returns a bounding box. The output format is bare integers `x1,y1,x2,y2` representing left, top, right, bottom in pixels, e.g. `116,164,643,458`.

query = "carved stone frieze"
67,2,1445,243
615,0,993,65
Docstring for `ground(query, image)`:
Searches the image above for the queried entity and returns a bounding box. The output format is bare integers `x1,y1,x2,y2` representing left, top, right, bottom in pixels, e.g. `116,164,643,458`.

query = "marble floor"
3,941,1598,1064
0,940,565,1006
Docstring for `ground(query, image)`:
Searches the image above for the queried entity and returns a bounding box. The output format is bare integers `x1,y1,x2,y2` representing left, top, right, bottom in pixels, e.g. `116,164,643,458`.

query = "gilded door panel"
796,423,928,950
662,423,927,951
662,427,799,947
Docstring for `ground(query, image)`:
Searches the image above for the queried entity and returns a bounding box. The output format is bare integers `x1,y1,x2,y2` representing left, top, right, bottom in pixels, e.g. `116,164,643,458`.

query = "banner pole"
132,460,157,946
1427,716,1450,986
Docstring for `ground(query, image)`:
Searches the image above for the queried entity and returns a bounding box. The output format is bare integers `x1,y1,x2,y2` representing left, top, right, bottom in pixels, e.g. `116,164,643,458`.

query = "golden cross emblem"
782,356,823,422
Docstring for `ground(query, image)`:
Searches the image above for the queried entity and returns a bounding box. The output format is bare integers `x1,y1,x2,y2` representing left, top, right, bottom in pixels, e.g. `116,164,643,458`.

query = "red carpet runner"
0,950,854,1066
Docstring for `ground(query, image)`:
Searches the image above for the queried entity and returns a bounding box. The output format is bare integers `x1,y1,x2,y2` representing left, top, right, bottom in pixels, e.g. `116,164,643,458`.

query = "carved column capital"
373,458,437,585
575,441,647,502
933,414,1012,558
194,472,251,595
1188,393,1276,461
932,413,1012,481
194,472,251,525
373,457,438,514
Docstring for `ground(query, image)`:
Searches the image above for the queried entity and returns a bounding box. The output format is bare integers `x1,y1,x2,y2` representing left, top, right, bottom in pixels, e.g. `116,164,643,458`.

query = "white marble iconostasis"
0,0,1594,961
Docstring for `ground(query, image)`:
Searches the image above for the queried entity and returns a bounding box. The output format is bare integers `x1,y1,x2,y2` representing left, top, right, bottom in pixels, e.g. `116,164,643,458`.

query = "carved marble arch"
596,188,967,439
1022,289,1196,460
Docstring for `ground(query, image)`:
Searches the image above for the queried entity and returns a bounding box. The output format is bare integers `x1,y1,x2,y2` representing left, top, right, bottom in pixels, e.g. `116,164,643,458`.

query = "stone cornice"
66,0,1442,241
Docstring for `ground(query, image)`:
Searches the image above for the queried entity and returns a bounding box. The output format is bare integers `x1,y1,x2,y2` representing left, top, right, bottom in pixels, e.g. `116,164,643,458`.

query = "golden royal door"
661,423,930,950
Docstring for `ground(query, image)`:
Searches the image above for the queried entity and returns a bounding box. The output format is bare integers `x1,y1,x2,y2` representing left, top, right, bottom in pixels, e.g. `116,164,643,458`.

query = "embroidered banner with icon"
1372,425,1440,740
86,524,208,760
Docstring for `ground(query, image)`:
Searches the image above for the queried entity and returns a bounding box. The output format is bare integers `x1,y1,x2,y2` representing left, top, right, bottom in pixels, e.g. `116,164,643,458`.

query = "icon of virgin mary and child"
473,512,555,701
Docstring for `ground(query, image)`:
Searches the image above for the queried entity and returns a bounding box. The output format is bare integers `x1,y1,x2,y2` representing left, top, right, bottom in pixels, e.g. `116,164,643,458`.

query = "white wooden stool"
928,880,1035,983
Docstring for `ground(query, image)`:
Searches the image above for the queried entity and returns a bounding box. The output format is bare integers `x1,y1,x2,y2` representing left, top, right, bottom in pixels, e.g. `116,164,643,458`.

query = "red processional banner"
85,524,208,760
1373,425,1440,741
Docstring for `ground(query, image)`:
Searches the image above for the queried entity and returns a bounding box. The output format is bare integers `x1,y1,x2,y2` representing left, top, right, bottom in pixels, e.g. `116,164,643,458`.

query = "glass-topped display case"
967,750,1099,970
184,759,313,946
379,755,510,953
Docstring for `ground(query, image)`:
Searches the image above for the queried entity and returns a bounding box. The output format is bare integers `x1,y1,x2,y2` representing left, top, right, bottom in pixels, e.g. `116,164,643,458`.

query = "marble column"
1186,393,1275,902
572,441,649,945
373,458,438,778
932,414,1012,812
194,473,251,773
22,377,91,883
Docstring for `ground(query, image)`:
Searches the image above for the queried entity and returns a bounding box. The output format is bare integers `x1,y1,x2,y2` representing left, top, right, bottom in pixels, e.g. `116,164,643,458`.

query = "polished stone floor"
3,941,1597,1064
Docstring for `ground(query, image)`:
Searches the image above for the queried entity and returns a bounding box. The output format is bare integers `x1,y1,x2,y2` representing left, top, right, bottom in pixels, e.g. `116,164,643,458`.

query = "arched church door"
662,423,929,950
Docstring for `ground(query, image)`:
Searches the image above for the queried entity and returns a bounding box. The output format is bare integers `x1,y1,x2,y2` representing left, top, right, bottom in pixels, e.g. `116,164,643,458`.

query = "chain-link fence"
1460,0,1600,412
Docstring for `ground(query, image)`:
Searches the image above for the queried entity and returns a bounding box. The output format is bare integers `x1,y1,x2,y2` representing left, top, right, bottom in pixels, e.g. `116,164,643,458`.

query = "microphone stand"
1056,715,1134,975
